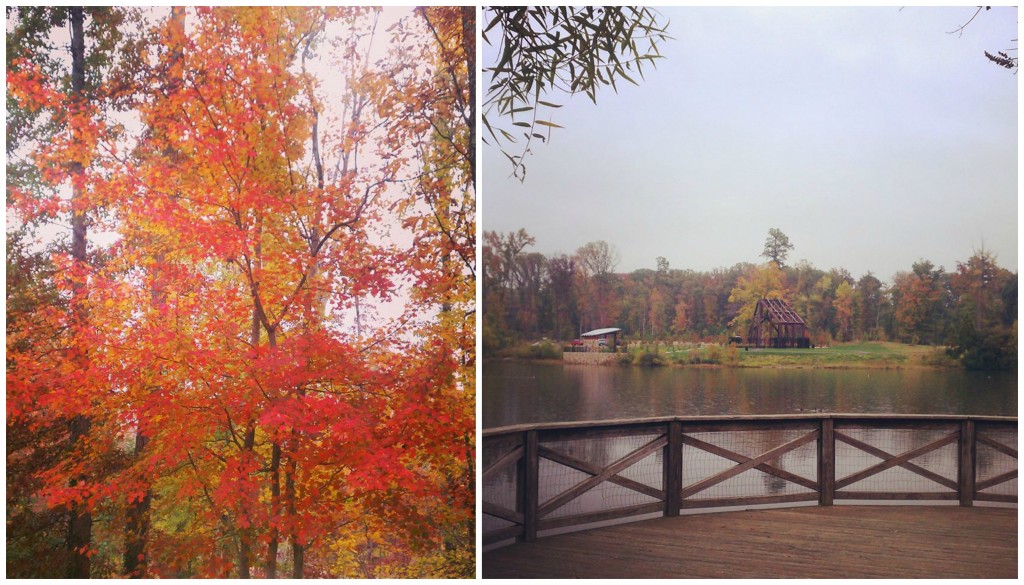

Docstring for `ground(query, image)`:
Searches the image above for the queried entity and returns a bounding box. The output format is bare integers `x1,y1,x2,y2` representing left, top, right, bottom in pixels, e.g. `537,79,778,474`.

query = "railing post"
518,429,539,541
959,420,975,507
664,421,682,517
818,417,835,506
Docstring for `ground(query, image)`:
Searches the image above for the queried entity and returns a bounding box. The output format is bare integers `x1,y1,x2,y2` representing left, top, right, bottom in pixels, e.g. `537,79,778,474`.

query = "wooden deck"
482,505,1017,579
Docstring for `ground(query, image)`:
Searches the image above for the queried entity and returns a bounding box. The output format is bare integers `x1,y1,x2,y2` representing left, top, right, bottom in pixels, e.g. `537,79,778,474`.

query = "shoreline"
484,341,971,370
484,356,959,370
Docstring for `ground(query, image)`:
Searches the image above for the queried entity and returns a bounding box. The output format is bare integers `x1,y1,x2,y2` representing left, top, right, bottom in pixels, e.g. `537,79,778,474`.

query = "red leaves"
8,6,474,577
7,58,59,112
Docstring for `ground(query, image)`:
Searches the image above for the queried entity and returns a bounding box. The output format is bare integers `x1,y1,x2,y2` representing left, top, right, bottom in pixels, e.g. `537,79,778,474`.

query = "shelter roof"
581,327,622,337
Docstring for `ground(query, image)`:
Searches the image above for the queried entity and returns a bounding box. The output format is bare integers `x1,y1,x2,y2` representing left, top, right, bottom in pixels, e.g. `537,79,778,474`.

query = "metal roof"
581,327,622,337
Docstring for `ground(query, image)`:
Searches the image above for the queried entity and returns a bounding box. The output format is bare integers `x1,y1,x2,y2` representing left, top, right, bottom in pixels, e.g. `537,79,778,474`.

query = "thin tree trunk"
66,7,92,579
124,433,151,577
124,10,187,575
461,6,475,189
266,442,281,579
266,322,282,578
237,423,257,578
235,307,262,578
286,456,303,578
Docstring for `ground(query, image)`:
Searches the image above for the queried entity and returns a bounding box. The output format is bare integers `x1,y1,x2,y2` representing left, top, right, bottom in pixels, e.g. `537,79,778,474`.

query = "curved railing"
482,414,1017,546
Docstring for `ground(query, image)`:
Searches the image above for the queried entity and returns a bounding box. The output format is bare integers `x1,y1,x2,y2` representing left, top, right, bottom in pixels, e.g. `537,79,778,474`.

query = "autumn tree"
482,228,537,349
727,262,786,336
833,280,854,342
620,269,654,338
891,260,949,344
8,6,474,578
7,6,148,577
853,272,885,340
545,254,580,340
576,240,621,330
402,7,476,574
672,297,691,335
947,248,1017,370
6,232,71,578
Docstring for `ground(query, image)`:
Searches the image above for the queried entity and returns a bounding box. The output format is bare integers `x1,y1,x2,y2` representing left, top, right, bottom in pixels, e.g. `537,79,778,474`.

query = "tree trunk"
237,424,257,578
124,9,187,572
66,420,92,580
461,6,475,189
66,7,92,579
266,442,281,579
123,434,151,578
286,456,303,578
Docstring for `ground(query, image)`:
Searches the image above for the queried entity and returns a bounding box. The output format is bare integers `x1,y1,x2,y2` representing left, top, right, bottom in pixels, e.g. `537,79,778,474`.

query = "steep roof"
757,298,805,325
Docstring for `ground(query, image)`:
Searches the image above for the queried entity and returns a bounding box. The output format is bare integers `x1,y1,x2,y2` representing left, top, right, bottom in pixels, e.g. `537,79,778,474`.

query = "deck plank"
482,505,1017,579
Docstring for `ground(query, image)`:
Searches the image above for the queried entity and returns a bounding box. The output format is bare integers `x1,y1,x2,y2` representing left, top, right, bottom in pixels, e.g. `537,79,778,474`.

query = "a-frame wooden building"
746,298,810,348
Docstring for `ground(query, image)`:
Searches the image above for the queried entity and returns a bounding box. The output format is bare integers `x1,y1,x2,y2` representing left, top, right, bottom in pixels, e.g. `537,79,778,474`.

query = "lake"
482,360,1018,428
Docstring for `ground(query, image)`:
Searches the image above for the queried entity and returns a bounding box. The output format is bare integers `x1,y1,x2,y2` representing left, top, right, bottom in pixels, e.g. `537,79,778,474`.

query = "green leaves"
482,6,671,180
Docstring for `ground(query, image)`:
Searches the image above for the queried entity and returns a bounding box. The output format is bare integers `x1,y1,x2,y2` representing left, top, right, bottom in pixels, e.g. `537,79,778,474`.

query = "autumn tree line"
8,7,474,578
483,228,1017,370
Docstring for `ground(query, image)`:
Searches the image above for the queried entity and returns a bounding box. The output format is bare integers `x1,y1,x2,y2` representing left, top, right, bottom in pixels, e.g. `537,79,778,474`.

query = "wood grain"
483,506,1017,578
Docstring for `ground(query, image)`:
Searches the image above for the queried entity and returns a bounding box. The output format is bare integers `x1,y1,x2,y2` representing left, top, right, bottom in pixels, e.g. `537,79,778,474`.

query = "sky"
480,6,1018,284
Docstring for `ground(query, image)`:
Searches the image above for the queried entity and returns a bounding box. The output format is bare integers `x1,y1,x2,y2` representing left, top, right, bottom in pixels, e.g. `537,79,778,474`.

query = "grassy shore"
712,342,955,369
637,341,959,369
494,340,960,369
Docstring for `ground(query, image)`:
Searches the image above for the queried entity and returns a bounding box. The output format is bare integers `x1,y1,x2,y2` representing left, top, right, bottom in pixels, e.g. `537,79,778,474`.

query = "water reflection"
483,360,1017,428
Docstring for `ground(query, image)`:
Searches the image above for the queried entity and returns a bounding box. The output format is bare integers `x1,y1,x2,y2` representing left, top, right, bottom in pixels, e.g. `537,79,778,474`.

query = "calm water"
483,360,1018,428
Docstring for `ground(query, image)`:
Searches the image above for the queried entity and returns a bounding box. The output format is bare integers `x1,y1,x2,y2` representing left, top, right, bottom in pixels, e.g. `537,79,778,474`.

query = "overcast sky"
480,6,1018,283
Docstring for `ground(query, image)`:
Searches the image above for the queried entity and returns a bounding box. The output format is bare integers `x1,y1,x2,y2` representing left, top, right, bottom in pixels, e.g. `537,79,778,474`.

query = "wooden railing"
482,414,1017,546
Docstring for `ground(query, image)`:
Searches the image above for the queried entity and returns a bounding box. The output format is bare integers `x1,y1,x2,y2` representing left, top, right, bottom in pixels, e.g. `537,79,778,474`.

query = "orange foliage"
7,6,474,578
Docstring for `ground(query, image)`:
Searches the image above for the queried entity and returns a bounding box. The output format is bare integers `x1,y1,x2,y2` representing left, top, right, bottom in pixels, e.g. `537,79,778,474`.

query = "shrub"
723,345,740,366
705,344,723,364
633,350,665,367
512,340,561,360
921,348,957,367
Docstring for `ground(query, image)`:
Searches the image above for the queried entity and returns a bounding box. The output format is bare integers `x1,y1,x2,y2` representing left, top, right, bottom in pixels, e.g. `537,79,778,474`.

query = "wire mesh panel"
975,423,1017,498
482,435,522,538
483,416,1017,548
680,426,818,504
537,428,665,521
834,425,959,497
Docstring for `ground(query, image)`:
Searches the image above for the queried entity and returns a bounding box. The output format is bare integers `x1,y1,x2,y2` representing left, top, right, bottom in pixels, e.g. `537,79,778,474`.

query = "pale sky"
480,6,1018,283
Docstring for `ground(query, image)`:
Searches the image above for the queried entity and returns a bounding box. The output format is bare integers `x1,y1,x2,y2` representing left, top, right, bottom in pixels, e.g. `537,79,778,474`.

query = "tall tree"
7,6,141,576
546,254,579,340
891,260,948,344
854,272,884,340
834,280,854,342
8,7,474,578
761,228,794,267
947,248,1016,370
728,262,786,336
576,240,620,329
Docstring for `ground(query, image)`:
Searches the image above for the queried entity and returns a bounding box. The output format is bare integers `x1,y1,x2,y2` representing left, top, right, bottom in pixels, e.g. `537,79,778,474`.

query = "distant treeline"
483,229,1017,370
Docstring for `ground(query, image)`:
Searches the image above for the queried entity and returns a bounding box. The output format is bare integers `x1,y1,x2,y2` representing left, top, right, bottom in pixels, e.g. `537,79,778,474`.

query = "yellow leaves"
728,262,787,330
9,6,476,578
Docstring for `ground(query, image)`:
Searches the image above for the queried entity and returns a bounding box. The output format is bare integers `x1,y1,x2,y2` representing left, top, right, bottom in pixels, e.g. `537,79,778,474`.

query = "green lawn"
656,341,956,369
747,342,960,368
